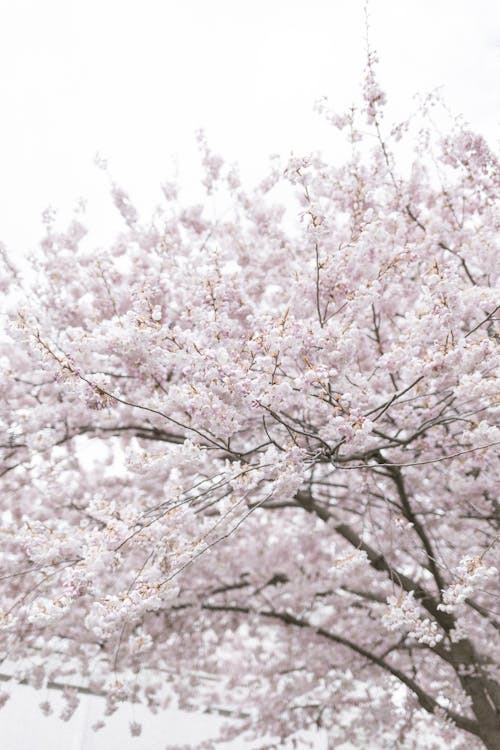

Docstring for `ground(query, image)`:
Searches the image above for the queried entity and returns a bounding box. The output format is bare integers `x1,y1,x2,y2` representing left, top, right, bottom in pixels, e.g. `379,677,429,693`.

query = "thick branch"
376,457,446,593
294,490,455,632
202,604,479,736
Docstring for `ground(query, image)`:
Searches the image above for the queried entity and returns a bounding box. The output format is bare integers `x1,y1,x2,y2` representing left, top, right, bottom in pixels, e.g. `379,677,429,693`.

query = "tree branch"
201,604,480,737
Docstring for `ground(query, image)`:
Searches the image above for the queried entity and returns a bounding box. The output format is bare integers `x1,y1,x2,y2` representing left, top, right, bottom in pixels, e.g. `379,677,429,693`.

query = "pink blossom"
0,57,498,750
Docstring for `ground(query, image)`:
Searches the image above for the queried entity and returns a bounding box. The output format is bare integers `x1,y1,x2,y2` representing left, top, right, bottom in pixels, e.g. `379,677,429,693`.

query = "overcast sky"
1,1,499,748
0,0,499,254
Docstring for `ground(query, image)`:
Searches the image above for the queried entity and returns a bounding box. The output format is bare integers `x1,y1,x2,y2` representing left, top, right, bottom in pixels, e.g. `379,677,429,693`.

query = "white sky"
0,1,499,748
0,0,499,254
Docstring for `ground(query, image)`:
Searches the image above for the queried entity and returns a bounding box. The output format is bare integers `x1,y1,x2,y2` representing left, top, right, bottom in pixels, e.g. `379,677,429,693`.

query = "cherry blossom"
0,58,499,749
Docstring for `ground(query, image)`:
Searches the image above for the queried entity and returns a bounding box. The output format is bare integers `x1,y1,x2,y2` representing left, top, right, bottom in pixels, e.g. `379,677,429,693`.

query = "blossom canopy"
1,60,499,749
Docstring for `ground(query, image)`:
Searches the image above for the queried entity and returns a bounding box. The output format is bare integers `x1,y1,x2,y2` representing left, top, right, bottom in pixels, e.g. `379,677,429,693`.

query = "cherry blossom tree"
1,55,499,749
